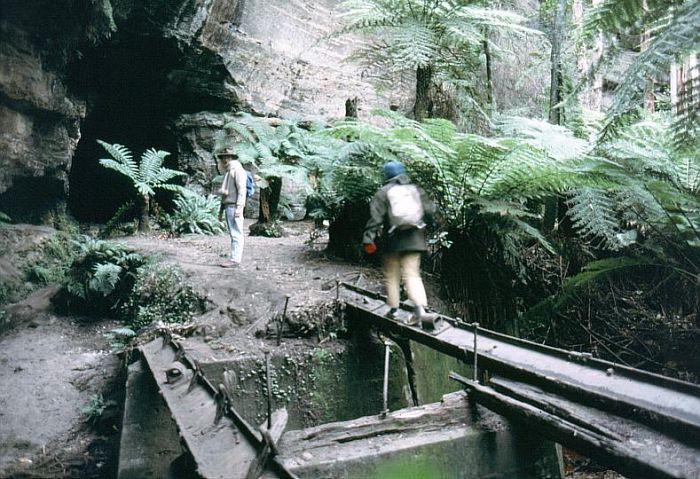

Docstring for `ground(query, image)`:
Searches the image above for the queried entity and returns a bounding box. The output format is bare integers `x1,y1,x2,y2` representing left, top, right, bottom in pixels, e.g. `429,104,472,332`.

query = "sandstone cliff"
0,0,399,221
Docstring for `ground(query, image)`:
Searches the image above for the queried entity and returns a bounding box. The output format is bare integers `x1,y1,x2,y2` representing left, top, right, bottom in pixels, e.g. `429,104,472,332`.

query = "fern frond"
567,187,624,250
563,256,659,290
88,263,122,296
495,115,592,161
98,159,137,183
587,1,700,143
222,119,256,143
139,148,170,184
97,140,137,176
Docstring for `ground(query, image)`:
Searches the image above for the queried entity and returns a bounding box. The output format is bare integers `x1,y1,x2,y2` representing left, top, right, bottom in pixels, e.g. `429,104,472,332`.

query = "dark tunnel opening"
67,35,182,223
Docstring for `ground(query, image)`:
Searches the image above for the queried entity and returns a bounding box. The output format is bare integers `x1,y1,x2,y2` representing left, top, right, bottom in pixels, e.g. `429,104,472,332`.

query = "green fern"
567,187,624,250
89,263,123,296
169,191,225,236
218,114,351,223
57,237,148,316
334,0,542,119
97,140,187,232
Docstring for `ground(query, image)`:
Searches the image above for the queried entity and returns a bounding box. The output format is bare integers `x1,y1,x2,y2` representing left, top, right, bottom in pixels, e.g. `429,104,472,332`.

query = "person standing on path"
217,149,247,268
362,161,435,325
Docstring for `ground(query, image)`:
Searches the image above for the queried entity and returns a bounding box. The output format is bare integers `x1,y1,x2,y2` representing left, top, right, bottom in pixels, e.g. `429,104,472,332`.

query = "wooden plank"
489,376,700,479
140,339,261,479
450,372,698,479
139,339,300,479
340,285,700,444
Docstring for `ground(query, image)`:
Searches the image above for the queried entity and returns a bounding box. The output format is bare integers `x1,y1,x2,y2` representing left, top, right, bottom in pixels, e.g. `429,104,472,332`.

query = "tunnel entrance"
67,34,182,223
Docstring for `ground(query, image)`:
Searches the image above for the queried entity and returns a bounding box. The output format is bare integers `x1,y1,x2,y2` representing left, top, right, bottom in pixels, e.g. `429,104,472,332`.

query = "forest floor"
0,220,622,478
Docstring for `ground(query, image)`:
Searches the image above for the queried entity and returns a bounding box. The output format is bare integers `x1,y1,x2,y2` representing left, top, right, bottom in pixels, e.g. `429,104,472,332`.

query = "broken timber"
138,338,298,479
340,282,700,479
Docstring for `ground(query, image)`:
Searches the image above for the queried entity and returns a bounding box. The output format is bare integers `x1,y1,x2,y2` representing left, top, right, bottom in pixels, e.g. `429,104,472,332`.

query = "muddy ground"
0,220,621,478
0,220,385,478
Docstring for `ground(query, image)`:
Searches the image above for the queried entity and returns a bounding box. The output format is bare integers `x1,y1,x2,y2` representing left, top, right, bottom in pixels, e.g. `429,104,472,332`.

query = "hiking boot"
404,315,421,327
414,305,426,319
385,308,400,320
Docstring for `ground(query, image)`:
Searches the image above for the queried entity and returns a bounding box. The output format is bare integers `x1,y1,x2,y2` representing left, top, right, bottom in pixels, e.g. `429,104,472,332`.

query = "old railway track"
340,282,700,479
126,283,699,479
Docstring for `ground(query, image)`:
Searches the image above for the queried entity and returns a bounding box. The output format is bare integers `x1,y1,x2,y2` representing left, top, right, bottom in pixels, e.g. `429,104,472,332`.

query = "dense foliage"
120,262,206,330
168,191,224,236
334,0,540,121
580,0,700,151
52,237,205,329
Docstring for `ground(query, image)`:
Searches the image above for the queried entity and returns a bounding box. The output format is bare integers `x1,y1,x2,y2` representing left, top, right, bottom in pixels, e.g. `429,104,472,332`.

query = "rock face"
0,0,401,222
0,2,91,221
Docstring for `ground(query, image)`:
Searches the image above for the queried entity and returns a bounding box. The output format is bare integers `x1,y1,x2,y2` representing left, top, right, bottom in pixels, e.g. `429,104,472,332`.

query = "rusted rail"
340,282,700,479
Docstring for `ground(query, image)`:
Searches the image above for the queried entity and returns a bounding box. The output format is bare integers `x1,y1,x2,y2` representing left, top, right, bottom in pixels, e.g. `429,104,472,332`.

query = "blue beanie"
382,161,405,181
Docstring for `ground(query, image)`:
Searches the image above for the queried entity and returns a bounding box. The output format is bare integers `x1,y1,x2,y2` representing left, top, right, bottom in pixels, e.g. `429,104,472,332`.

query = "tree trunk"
414,65,434,122
671,54,699,116
573,0,603,112
483,27,494,109
138,194,150,232
545,0,568,232
256,176,282,224
548,0,567,125
345,97,359,118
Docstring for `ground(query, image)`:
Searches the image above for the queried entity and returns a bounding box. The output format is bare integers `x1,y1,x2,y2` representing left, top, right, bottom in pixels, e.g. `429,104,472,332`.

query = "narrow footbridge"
340,282,700,479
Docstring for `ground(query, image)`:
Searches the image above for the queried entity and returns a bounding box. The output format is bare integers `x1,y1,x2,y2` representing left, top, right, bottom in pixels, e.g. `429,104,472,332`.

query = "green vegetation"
0,229,80,306
168,191,224,236
50,237,205,331
334,0,539,121
120,262,205,330
217,114,348,236
82,393,116,425
54,238,147,315
97,140,186,232
580,0,699,151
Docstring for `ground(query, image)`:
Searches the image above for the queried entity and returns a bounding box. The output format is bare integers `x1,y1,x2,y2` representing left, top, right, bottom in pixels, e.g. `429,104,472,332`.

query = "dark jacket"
363,174,435,252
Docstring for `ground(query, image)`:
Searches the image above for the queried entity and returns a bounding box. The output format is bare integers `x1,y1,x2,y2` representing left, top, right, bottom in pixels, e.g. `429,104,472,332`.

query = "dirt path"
0,289,121,477
0,220,381,477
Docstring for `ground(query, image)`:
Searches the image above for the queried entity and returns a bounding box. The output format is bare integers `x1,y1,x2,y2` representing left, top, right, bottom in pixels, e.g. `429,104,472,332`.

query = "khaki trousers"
383,251,427,309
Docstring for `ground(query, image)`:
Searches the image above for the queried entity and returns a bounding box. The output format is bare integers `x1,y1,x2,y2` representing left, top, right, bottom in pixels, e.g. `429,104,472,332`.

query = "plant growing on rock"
120,262,206,330
97,140,187,232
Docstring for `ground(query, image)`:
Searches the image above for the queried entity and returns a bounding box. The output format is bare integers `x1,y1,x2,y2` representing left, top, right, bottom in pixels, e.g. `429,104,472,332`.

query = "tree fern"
334,0,541,120
98,140,186,231
325,110,589,253
580,0,700,149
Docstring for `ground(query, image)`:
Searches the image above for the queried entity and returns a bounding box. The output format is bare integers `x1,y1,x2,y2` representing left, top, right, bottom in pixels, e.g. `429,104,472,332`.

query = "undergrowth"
120,262,206,330
52,238,206,331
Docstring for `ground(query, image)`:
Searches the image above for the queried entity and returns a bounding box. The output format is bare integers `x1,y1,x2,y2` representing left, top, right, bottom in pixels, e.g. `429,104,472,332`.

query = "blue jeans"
224,206,244,263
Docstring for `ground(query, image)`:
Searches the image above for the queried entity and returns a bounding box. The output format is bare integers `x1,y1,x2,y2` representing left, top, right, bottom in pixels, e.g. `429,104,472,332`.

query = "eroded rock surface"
0,0,402,220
